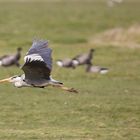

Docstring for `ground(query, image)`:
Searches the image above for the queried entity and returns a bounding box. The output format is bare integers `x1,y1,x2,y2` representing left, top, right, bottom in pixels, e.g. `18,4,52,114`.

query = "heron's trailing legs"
51,84,78,93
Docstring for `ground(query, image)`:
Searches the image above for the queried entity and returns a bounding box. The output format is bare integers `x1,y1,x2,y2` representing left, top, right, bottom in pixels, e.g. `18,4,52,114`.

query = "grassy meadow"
0,0,140,139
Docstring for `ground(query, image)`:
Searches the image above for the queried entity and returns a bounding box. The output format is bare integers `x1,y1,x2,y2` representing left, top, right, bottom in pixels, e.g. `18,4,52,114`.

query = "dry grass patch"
89,24,140,48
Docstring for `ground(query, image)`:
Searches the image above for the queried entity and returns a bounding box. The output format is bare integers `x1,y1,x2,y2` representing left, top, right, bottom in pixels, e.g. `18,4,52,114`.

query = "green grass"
0,0,139,139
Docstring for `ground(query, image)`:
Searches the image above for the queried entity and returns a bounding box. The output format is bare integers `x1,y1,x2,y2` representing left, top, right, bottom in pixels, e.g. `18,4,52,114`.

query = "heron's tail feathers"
49,77,63,85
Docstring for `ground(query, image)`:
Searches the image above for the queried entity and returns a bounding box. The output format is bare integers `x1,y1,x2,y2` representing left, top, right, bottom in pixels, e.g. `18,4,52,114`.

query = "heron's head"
0,75,22,84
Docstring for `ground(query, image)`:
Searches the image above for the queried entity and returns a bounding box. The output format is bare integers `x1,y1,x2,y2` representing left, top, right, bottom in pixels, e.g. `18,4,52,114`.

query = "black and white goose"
56,58,75,69
72,49,95,67
86,64,109,74
0,47,22,67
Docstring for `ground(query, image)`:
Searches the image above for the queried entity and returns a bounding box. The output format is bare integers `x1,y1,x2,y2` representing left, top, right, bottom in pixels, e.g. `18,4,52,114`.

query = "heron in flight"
0,40,78,93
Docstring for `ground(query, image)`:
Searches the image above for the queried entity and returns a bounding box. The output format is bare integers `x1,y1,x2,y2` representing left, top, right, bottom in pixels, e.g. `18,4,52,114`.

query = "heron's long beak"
0,77,11,83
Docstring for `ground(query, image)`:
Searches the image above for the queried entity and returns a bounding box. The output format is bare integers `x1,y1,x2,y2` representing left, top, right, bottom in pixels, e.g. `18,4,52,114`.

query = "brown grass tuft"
89,24,140,48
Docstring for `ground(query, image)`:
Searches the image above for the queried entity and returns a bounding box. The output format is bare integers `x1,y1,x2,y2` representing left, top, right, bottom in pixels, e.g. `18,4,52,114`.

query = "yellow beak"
0,77,11,83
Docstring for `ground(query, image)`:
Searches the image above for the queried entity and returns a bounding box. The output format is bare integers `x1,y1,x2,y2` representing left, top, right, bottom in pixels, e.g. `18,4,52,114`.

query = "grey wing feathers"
22,59,51,80
21,39,52,81
27,39,52,70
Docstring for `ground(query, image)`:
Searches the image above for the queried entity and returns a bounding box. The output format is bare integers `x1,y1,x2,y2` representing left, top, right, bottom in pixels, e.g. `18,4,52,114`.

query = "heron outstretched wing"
21,40,52,81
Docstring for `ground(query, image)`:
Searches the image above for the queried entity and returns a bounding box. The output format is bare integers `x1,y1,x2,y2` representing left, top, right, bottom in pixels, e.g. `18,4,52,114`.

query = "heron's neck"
13,76,30,88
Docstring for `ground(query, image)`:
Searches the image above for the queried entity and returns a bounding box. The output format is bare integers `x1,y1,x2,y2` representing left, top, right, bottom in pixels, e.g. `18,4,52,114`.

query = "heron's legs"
51,84,78,93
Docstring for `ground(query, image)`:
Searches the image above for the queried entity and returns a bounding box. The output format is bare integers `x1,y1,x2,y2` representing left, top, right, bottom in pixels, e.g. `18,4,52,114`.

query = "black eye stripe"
11,75,18,79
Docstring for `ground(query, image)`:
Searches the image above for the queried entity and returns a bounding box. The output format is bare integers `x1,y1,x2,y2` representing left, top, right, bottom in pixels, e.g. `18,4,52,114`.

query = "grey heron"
0,47,22,67
72,49,95,67
0,40,78,93
56,58,75,69
86,64,109,74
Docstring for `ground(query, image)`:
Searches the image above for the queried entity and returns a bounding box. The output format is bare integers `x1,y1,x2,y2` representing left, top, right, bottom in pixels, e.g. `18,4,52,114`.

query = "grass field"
0,0,140,139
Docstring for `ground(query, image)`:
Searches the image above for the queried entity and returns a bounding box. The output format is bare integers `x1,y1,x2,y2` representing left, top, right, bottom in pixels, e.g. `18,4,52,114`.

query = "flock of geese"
56,49,109,74
0,39,108,93
0,44,109,75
